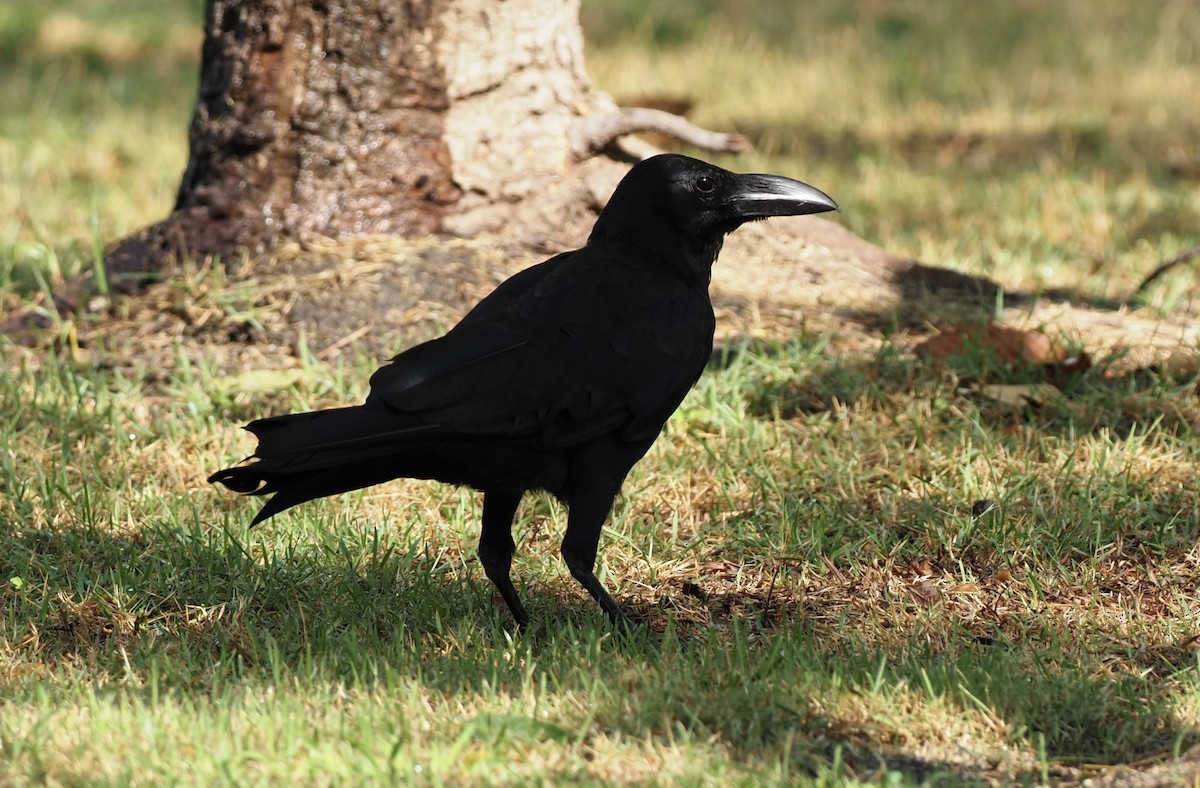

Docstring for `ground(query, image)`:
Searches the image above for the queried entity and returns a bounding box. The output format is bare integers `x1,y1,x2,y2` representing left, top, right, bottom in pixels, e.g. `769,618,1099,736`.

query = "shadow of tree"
6,485,1196,783
668,487,1200,776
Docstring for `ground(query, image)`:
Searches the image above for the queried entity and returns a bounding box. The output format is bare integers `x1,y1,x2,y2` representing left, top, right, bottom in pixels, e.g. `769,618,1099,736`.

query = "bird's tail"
208,405,440,525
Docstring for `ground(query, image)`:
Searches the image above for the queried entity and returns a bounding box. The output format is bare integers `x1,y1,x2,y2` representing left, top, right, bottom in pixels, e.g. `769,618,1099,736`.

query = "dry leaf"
909,579,941,603
915,322,1069,365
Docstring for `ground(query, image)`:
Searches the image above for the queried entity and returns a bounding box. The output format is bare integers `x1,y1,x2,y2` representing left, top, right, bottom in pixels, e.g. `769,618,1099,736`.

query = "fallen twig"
1132,243,1200,301
316,324,373,360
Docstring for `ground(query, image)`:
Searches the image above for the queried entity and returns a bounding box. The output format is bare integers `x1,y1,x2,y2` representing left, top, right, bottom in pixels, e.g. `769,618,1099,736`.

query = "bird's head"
589,154,839,283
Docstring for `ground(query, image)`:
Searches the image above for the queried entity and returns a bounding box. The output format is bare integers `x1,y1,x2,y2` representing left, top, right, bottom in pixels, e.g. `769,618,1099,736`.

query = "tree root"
569,105,751,161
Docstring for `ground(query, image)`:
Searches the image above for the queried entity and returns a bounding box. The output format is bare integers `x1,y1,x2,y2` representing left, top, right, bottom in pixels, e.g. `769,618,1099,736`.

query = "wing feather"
364,249,714,448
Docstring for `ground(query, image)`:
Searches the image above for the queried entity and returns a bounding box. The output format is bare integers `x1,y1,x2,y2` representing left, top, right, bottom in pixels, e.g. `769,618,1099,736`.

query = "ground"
3,0,1200,784
5,222,1200,784
7,216,1198,380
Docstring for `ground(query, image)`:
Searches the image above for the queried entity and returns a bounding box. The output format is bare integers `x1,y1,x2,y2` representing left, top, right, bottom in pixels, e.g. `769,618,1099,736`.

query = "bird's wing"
366,250,714,447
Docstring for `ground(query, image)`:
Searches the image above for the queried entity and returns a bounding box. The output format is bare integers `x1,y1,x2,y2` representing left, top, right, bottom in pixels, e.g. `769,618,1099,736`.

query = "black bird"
209,154,838,628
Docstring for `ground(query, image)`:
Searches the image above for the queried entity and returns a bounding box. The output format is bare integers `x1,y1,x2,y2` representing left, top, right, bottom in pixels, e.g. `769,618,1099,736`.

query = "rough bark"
103,0,462,294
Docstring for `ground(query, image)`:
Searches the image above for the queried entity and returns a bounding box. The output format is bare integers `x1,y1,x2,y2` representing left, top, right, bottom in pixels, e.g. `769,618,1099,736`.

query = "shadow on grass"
693,342,1200,772
677,493,1200,776
4,510,606,681
5,495,1196,780
721,331,1199,441
4,343,1195,779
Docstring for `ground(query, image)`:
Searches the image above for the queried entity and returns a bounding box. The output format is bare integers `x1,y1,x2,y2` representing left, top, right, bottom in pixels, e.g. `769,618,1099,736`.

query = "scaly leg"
478,490,528,628
560,482,634,630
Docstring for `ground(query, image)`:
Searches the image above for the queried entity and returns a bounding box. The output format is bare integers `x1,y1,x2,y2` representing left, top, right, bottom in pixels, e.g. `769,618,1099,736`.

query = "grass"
4,336,1199,782
585,0,1200,302
3,0,1200,783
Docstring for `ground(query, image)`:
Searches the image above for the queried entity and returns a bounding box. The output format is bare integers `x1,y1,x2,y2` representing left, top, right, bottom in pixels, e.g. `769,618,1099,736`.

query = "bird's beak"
726,173,840,219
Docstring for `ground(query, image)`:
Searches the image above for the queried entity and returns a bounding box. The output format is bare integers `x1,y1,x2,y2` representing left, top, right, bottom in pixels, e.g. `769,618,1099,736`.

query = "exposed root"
569,105,752,161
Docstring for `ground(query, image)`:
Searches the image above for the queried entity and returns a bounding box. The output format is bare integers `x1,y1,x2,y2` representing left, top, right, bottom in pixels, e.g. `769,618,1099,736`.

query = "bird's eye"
695,175,716,195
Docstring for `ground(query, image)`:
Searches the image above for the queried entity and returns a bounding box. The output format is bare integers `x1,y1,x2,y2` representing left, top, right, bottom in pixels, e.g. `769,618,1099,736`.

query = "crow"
209,153,838,628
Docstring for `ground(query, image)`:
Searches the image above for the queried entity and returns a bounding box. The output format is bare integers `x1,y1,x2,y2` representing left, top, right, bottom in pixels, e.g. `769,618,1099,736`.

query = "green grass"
3,0,1200,784
585,0,1200,301
3,339,1198,782
0,0,200,291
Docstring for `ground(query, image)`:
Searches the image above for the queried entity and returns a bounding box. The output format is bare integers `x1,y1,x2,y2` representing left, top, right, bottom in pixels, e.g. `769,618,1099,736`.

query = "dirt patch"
3,222,1198,382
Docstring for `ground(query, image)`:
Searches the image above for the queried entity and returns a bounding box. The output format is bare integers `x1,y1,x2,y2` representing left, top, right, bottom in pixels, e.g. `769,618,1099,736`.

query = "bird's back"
366,243,717,479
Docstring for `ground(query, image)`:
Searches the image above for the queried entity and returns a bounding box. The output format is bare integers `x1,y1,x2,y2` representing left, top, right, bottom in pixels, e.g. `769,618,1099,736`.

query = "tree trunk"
97,0,748,298
105,0,462,293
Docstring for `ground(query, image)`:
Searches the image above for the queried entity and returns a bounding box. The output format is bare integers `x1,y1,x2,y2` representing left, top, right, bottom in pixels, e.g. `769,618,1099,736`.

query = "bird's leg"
560,486,634,630
478,491,529,628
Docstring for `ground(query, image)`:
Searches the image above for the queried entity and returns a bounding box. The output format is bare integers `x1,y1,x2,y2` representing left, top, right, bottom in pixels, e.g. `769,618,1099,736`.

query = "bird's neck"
636,234,721,290
685,235,724,287
591,233,722,290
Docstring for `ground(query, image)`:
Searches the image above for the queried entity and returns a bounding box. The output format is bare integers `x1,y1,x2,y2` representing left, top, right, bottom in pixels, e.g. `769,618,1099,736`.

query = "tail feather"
207,465,271,495
209,404,440,523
